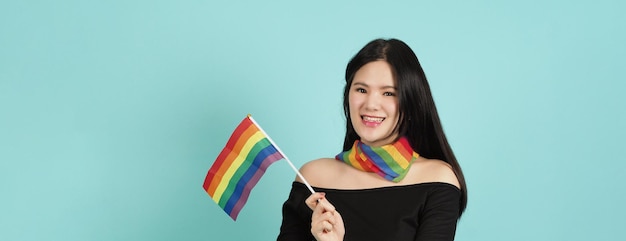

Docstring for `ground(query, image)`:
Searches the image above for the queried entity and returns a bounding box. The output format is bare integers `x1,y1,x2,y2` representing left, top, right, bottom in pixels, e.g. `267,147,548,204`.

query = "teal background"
1,1,624,240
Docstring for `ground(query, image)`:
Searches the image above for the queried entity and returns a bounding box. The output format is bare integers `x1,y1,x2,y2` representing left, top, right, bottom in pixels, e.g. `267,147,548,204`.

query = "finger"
312,204,338,232
311,201,327,220
334,209,343,225
305,192,325,210
313,219,333,233
327,212,336,225
316,210,335,225
311,214,332,231
315,197,336,213
311,220,332,235
333,210,345,233
321,220,333,233
312,207,336,228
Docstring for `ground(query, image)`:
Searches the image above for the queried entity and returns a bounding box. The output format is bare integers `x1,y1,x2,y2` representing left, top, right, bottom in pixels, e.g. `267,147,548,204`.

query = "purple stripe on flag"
229,151,283,220
223,142,276,212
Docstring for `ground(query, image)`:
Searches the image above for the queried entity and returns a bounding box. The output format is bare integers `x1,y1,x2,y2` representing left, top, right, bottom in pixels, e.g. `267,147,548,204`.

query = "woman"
278,38,467,241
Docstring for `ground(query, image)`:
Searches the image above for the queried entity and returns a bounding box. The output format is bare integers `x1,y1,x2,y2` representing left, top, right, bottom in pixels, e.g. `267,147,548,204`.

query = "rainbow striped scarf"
335,137,419,182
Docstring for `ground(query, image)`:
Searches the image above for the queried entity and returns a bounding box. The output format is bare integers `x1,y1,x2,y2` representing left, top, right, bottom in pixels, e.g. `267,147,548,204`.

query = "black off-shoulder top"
278,181,461,241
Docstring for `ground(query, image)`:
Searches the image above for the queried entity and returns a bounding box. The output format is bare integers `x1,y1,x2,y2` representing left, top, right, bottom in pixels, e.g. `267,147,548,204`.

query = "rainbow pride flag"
203,116,284,220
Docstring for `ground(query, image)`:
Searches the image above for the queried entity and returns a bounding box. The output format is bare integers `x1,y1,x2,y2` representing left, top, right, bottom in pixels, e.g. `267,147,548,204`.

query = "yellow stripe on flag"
212,131,265,203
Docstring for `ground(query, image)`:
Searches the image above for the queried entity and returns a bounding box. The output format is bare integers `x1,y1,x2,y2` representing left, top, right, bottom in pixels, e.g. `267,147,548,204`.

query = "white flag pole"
247,115,316,194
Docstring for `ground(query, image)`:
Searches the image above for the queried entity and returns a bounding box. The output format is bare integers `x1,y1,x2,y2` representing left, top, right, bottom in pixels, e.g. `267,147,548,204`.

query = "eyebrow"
352,82,396,90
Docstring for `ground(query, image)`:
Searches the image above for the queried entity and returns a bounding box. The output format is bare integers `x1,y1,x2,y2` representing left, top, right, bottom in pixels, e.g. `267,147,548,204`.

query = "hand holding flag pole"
203,114,315,220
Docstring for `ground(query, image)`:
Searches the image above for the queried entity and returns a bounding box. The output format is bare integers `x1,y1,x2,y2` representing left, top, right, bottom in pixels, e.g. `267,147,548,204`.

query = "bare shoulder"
296,158,345,187
408,157,461,189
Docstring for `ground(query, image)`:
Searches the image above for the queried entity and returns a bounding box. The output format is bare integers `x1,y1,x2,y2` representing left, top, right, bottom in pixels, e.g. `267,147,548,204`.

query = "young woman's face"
349,60,400,147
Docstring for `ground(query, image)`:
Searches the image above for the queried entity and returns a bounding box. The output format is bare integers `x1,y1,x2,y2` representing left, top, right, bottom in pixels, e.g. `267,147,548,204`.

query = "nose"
364,92,380,111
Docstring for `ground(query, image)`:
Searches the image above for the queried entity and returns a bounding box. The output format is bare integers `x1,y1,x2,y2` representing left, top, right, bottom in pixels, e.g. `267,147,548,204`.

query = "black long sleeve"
277,182,315,241
414,185,460,241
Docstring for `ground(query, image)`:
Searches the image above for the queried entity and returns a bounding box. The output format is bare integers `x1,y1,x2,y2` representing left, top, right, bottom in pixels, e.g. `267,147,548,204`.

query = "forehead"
352,60,396,87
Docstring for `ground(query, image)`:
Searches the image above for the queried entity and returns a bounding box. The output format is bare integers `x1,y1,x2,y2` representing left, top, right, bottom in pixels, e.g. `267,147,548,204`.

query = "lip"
361,115,385,127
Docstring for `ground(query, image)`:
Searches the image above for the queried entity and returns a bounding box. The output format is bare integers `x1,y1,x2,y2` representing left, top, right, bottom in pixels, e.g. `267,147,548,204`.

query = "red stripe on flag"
203,117,254,194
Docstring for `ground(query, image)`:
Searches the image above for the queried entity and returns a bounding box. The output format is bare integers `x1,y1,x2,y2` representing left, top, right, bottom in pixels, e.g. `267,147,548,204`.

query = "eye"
355,87,366,93
383,91,396,96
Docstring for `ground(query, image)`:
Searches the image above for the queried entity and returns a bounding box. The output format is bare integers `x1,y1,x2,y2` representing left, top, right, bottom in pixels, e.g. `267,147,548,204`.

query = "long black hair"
342,38,467,216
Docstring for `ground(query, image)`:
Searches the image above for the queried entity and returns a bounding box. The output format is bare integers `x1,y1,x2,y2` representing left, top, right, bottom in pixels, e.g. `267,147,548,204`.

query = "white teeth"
363,116,384,122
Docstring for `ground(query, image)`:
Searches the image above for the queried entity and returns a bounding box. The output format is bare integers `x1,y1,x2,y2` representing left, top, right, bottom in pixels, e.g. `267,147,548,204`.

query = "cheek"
348,95,362,124
348,94,361,111
384,100,400,117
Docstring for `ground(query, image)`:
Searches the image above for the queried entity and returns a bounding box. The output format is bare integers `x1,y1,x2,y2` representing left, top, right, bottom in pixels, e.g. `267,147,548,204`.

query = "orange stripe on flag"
205,121,258,196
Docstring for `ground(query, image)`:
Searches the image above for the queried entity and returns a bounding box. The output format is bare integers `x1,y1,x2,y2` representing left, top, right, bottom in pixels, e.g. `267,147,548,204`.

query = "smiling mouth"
362,116,385,123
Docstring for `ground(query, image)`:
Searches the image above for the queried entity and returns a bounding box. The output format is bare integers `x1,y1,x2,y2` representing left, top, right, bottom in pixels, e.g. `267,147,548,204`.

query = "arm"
277,182,315,241
415,185,461,241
